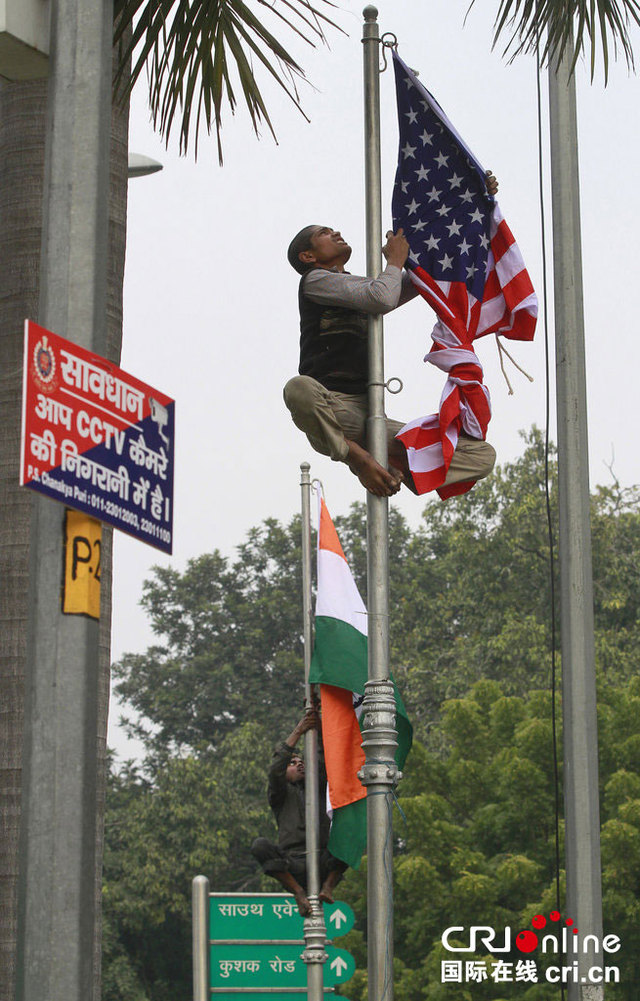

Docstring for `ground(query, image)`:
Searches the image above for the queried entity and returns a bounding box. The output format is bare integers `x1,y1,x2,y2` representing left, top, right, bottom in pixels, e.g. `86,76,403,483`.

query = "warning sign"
20,320,175,553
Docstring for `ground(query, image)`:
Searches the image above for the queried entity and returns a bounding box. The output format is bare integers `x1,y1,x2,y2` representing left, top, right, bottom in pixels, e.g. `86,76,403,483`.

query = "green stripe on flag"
328,798,367,870
310,616,368,691
310,615,413,770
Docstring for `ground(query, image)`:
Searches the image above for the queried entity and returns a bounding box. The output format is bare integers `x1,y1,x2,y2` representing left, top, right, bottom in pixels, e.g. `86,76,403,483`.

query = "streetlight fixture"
128,152,163,179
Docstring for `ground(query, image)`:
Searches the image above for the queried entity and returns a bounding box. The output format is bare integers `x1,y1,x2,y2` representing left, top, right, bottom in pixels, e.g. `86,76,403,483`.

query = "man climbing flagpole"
360,9,401,1001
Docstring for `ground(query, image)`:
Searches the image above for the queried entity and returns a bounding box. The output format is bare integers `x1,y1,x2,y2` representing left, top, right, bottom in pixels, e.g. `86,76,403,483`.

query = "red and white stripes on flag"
399,207,536,498
391,51,537,498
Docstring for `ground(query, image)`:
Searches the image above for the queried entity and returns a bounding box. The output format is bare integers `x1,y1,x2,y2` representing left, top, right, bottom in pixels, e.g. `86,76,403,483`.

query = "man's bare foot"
388,439,418,494
346,440,402,497
318,886,335,905
294,888,312,917
319,867,343,905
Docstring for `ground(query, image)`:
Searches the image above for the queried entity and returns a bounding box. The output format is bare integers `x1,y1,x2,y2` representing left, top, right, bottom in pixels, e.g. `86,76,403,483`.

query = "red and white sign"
20,320,175,553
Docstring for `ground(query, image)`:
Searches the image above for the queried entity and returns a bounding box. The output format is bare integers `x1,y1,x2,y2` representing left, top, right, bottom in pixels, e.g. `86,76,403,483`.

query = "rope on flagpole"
495,335,535,395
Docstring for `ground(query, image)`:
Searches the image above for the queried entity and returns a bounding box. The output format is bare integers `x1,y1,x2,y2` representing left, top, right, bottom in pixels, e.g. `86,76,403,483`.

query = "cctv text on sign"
20,320,175,553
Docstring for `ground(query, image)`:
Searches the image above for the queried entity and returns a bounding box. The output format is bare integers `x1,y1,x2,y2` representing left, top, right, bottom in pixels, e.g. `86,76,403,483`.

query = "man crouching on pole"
251,708,347,916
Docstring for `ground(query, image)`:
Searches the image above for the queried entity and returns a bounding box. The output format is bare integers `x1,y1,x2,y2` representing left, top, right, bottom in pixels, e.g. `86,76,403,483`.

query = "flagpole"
299,462,327,1001
361,10,399,1001
548,46,604,999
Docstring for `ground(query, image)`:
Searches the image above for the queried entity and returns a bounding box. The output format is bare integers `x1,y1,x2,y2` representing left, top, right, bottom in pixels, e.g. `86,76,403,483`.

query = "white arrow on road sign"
330,956,348,978
329,908,347,930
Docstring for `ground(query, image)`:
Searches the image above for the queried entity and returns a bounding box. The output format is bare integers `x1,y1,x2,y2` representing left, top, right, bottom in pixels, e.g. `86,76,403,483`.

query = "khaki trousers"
283,375,496,487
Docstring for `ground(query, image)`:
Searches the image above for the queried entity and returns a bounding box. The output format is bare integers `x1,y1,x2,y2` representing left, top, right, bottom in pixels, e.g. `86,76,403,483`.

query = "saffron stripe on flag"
320,684,366,811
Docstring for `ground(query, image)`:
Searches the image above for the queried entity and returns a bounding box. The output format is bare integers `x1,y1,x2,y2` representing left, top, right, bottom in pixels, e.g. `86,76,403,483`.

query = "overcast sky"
108,0,640,760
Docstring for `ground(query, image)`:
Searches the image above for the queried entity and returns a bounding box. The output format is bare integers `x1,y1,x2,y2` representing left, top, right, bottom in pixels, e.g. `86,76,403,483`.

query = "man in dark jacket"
250,709,347,916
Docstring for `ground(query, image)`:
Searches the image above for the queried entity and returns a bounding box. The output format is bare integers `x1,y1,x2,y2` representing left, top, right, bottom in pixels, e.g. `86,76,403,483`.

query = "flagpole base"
302,896,328,967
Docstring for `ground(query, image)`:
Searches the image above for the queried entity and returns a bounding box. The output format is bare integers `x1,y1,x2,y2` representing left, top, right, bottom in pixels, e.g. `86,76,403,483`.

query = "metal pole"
361,10,399,1001
16,1,112,999
548,45,604,1001
299,463,327,1000
192,875,210,1001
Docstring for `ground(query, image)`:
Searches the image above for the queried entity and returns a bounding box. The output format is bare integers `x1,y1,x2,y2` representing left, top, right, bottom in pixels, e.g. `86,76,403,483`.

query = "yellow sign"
62,509,101,619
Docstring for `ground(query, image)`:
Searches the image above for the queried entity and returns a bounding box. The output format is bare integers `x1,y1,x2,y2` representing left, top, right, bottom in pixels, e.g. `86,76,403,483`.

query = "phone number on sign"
90,495,140,529
88,495,171,544
140,518,171,545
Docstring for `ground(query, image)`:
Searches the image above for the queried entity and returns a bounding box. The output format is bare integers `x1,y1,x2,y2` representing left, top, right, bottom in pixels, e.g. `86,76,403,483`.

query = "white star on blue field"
391,52,495,301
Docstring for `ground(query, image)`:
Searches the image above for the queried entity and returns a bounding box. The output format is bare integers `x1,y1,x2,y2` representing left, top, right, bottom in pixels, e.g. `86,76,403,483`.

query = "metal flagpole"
548,42,604,1001
299,462,327,1001
361,10,399,1001
16,1,112,999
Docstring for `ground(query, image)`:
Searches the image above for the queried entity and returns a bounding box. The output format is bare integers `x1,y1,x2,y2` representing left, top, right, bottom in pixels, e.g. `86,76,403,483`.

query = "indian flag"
309,497,412,869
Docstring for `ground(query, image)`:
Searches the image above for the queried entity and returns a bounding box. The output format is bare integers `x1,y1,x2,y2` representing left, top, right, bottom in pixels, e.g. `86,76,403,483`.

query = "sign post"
15,2,113,998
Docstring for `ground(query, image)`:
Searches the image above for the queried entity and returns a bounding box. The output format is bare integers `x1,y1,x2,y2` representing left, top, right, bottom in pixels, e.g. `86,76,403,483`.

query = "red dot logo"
532,914,546,929
550,911,561,921
566,918,574,926
516,930,538,953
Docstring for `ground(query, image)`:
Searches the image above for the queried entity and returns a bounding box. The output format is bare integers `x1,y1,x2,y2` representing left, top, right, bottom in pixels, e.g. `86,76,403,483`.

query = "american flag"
391,52,537,497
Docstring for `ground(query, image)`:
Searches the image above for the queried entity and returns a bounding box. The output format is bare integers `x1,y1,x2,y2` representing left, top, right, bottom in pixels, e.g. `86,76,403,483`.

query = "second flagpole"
299,462,327,1001
361,9,399,1001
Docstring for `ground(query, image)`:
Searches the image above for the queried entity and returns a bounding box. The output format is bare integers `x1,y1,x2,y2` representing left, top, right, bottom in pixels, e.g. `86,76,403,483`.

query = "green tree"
113,429,640,753
338,677,640,1000
105,675,640,999
103,723,274,1001
113,517,307,758
106,437,640,997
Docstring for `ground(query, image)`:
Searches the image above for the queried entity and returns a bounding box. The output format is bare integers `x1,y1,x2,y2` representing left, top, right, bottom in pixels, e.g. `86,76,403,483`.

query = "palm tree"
113,0,341,160
0,4,336,999
1,1,637,998
473,0,640,80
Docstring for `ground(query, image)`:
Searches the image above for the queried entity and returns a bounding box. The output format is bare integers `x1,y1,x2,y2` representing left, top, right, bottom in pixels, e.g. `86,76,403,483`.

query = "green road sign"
211,995,350,999
210,894,354,940
209,943,355,988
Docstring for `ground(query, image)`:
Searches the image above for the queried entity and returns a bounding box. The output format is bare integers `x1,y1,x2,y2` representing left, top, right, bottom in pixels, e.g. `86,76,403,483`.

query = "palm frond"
113,0,343,163
467,0,640,82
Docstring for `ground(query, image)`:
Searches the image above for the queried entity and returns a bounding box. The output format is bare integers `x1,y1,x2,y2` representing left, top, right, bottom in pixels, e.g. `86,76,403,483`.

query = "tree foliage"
113,0,342,161
106,429,640,998
103,724,275,1000
338,674,640,1000
112,517,306,759
470,0,640,82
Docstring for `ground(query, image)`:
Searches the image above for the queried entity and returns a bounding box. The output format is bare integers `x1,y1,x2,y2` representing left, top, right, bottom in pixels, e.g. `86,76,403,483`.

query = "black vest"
298,270,369,394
